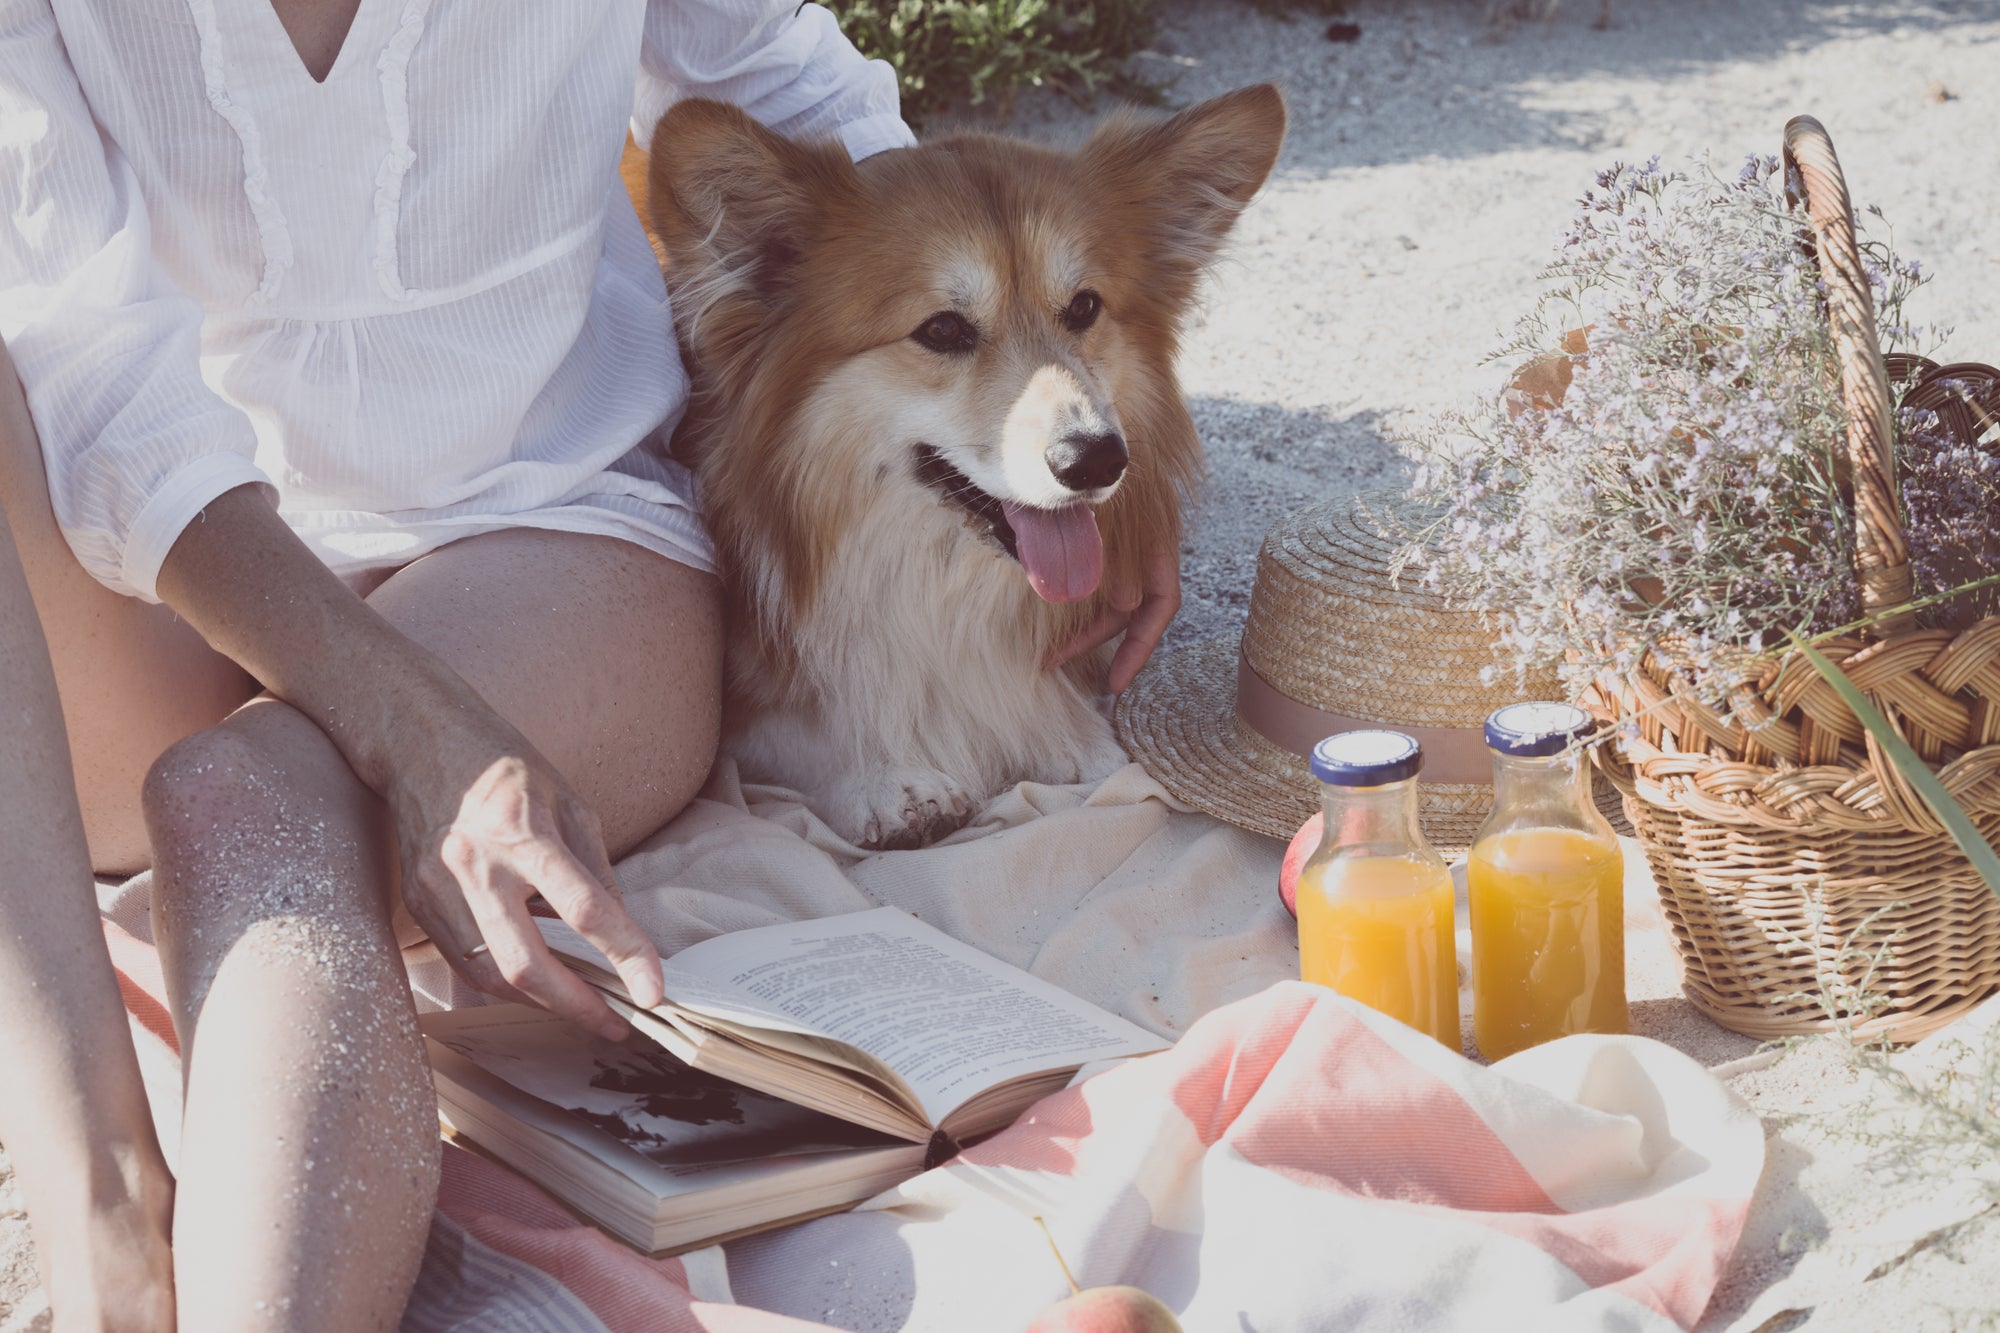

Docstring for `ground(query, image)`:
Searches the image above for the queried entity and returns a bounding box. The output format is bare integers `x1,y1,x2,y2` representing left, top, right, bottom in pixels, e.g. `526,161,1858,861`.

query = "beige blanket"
411,759,1298,1040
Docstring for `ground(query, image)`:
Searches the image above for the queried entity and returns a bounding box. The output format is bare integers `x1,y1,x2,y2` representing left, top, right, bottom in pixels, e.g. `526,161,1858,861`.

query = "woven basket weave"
1585,116,2000,1042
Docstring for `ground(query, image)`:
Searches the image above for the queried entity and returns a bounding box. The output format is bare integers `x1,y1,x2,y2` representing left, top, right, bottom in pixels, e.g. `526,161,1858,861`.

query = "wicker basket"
1585,116,2000,1042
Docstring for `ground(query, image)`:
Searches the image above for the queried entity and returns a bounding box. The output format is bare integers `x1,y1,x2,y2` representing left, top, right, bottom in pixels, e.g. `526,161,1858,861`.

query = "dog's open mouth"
914,444,1015,558
912,444,1103,603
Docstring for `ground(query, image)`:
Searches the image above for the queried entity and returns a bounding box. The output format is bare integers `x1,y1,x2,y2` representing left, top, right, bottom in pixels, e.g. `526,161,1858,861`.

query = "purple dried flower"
1397,151,1943,706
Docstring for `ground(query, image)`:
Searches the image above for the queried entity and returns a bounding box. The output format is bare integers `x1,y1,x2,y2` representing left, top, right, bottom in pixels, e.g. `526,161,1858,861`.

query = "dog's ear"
1082,83,1286,281
646,100,857,321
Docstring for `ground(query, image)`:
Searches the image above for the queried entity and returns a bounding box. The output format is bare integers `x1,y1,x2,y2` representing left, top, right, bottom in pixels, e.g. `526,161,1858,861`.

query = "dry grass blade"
1789,632,2000,902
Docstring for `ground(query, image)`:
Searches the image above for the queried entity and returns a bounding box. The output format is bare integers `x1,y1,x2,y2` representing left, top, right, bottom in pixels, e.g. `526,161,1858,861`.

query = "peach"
1279,811,1322,917
1024,1286,1183,1332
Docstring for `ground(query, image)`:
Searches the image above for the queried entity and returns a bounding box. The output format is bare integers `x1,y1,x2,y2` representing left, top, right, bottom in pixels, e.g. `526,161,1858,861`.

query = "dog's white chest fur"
725,503,1127,849
645,85,1287,849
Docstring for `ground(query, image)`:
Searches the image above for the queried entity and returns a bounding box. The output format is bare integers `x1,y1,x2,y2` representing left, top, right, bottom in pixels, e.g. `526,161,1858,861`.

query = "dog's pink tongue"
1002,501,1102,602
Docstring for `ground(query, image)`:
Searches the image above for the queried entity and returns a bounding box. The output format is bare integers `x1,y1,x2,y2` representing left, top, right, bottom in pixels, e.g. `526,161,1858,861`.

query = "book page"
538,919,832,1040
422,1006,902,1178
661,908,1166,1126
422,1015,928,1255
591,991,929,1140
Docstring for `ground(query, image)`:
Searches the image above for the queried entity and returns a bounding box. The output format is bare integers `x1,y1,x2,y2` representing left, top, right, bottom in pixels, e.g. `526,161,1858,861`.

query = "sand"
1085,2,2000,1323
6,0,2000,1326
1035,0,2000,653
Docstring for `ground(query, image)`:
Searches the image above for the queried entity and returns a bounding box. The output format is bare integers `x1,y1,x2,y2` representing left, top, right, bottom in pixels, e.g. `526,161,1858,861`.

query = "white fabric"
390,757,1761,1331
413,757,1315,1029
0,0,911,600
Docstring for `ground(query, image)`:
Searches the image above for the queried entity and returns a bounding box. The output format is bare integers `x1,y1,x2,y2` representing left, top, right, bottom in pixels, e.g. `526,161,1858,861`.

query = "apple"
1278,811,1322,917
1024,1286,1183,1332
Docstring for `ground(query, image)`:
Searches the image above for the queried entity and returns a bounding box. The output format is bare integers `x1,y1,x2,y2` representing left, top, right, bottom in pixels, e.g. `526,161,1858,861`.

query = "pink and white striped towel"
105,911,1761,1332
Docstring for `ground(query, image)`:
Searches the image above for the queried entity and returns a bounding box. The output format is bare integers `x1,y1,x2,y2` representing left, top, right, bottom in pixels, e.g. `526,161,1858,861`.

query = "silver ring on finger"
461,942,492,963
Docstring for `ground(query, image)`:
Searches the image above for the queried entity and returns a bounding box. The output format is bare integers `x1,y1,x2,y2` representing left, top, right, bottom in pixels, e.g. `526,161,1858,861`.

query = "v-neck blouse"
1,0,911,599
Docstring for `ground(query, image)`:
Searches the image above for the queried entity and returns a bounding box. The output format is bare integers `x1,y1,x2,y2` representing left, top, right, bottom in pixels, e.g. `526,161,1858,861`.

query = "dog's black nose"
1045,431,1127,491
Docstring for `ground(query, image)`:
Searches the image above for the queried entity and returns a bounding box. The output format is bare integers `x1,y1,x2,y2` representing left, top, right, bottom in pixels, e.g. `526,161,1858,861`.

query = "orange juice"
1297,854,1461,1048
1468,826,1625,1059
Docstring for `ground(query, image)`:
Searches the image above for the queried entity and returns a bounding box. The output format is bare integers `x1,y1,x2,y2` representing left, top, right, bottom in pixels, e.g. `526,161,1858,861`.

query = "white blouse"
0,0,910,600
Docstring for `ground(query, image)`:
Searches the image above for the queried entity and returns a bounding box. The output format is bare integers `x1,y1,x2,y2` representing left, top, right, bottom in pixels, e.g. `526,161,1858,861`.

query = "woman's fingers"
1045,543,1182,687
1045,606,1130,671
1044,562,1147,670
540,804,666,1010
435,821,628,1039
406,847,534,1003
1107,566,1144,614
458,858,628,1041
1106,543,1182,692
382,712,664,1034
1106,593,1170,692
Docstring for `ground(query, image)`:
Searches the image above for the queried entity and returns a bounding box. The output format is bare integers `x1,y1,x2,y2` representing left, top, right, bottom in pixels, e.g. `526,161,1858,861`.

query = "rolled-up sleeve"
1,1,267,602
635,0,915,162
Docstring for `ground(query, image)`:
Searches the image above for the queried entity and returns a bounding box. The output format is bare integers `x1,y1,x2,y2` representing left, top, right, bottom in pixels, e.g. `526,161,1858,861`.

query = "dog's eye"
1061,289,1102,333
912,311,977,355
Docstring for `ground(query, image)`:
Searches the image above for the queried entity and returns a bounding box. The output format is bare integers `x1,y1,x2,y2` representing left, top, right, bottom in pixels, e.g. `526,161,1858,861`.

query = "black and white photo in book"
430,1010,901,1172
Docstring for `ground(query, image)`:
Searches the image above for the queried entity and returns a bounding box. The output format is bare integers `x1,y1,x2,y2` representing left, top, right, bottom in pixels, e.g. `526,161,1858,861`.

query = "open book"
425,1005,924,1255
424,907,1167,1254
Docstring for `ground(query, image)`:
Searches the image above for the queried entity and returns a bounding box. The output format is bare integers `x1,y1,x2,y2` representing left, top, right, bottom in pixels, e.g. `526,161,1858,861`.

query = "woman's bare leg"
0,342,254,874
145,702,437,1332
0,483,176,1331
149,529,722,1330
0,335,243,1328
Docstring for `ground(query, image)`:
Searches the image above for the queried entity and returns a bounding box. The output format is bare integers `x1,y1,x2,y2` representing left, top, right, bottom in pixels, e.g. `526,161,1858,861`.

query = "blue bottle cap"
1484,702,1595,757
1309,730,1424,786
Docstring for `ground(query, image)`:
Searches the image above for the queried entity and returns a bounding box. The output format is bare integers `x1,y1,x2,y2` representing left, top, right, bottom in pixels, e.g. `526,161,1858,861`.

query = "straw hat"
1116,489,1571,850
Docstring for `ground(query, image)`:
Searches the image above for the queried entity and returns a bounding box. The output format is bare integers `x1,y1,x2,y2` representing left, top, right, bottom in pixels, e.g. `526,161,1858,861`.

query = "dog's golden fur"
644,87,1285,847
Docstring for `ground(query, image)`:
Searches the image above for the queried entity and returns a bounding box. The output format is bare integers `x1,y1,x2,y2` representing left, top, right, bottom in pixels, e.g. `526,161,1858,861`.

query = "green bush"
832,0,1159,121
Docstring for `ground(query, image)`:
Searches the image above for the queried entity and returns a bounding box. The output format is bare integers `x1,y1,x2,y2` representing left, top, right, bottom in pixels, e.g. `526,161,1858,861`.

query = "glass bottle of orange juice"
1468,703,1627,1060
1295,731,1460,1048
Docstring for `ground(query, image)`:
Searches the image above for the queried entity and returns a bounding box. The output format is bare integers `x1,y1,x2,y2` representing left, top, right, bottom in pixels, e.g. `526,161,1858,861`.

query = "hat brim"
1115,635,1498,850
1115,634,1630,851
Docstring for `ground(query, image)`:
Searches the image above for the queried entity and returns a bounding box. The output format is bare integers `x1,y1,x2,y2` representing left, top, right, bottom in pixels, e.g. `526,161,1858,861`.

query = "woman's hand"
385,686,665,1040
155,487,665,1040
1046,534,1183,692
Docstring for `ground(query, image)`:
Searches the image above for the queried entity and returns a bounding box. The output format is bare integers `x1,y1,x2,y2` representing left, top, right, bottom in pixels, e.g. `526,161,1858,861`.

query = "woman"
1,1,1181,1326
1,1,905,1327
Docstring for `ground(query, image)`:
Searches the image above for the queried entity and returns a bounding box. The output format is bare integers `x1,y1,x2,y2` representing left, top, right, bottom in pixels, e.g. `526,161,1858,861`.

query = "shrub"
832,0,1158,121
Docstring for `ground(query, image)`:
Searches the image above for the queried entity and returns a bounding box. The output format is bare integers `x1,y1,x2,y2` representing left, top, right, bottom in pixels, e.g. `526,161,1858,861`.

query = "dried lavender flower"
1399,153,1957,703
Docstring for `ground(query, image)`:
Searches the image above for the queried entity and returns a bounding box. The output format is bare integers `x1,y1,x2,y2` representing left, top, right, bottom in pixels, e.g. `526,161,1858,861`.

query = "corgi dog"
644,86,1286,849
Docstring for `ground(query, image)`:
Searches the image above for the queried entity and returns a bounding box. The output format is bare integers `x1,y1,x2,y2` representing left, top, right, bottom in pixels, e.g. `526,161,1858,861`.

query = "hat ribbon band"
1233,648,1494,785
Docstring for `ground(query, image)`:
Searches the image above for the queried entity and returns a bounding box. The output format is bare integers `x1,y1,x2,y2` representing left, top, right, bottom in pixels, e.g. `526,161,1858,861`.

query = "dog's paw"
844,766,978,851
1036,716,1129,786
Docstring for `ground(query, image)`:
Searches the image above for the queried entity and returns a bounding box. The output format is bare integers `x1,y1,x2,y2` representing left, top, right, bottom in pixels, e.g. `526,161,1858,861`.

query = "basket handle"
1783,115,1915,636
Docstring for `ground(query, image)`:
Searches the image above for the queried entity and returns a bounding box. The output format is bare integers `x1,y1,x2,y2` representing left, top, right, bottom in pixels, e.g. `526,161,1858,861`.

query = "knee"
141,726,291,935
141,715,389,949
140,724,270,851
141,700,359,841
140,719,339,896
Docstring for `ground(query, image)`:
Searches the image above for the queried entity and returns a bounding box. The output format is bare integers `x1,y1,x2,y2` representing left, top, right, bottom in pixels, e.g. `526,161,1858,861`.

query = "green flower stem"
1788,630,2000,902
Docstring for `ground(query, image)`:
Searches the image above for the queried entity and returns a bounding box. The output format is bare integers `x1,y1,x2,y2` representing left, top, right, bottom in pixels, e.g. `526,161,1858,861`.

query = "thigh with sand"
146,526,721,1330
